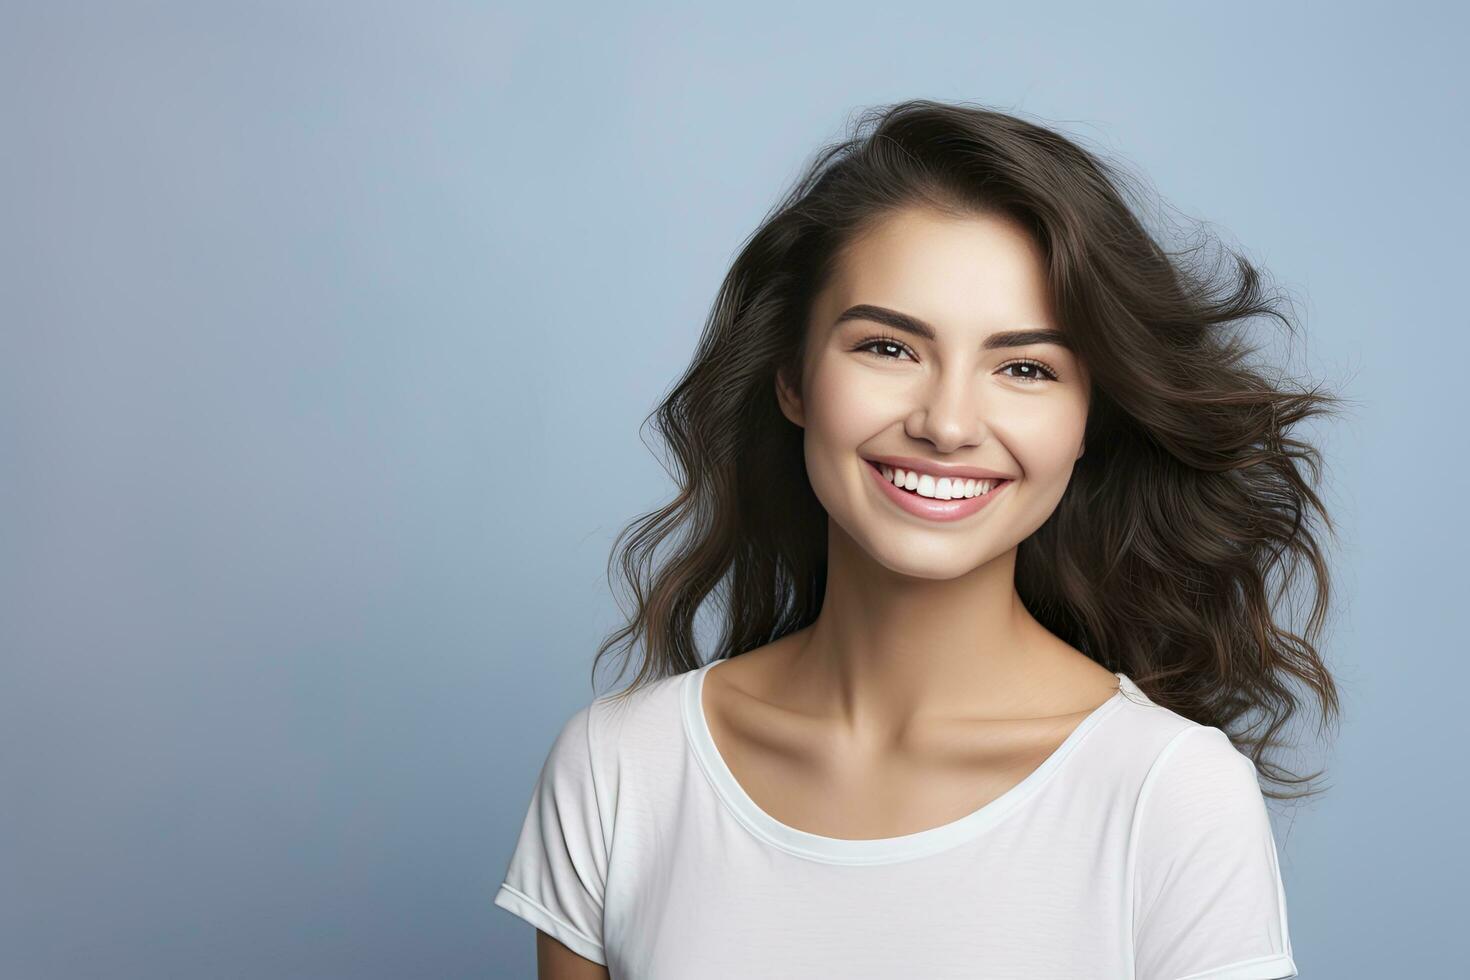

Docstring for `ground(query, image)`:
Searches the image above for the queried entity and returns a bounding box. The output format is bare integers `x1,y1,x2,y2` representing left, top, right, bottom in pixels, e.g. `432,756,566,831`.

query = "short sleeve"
1131,726,1298,980
493,702,608,966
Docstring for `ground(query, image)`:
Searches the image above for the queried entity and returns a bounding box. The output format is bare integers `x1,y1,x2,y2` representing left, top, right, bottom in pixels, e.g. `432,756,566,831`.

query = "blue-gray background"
4,1,1464,977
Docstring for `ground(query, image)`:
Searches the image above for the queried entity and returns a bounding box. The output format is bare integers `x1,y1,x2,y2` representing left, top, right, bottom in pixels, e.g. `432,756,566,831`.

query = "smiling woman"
494,99,1342,979
780,205,1094,570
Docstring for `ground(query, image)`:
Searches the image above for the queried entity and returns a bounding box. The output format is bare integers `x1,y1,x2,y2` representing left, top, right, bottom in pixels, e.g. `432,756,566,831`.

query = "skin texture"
537,930,609,979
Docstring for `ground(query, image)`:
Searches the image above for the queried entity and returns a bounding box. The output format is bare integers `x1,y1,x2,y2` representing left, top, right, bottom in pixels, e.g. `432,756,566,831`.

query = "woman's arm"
537,929,611,980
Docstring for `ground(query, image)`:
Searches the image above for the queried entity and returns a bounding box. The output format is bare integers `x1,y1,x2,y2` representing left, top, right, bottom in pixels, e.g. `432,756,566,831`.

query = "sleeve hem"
493,882,607,966
1174,951,1298,979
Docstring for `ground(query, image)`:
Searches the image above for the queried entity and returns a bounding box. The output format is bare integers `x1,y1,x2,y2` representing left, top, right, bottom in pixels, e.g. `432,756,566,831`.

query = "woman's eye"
855,338,915,361
998,359,1059,383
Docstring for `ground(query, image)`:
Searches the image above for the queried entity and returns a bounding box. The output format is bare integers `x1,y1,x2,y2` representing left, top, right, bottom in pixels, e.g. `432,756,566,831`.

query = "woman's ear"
774,365,806,429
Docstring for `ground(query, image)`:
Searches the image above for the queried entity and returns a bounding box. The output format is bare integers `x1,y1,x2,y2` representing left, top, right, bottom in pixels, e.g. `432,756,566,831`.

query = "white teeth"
878,464,999,500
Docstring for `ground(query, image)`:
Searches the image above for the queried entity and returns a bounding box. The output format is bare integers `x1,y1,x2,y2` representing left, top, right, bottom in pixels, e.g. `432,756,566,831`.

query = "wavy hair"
591,99,1345,802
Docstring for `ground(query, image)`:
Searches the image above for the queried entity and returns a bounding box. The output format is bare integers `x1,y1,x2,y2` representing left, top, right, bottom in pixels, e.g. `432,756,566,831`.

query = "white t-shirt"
494,660,1298,979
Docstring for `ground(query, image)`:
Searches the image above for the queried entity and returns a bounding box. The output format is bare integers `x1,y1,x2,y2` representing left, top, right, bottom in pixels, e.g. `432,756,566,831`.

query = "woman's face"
777,206,1090,581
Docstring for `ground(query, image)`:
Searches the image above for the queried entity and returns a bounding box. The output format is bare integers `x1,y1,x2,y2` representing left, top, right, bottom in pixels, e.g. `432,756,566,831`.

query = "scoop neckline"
681,659,1136,865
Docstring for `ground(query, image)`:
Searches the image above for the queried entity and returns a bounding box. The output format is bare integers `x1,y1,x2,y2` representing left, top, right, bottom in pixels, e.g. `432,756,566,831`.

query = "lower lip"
864,460,1011,523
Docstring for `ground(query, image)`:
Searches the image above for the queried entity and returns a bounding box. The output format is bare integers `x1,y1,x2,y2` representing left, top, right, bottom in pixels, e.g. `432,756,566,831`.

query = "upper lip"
862,454,1016,482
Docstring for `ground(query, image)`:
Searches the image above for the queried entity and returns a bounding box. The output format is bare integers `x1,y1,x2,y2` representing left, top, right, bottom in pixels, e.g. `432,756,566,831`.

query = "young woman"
494,100,1341,979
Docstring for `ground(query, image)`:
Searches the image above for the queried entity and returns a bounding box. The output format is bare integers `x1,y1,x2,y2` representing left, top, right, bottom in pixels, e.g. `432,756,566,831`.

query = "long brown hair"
591,99,1346,802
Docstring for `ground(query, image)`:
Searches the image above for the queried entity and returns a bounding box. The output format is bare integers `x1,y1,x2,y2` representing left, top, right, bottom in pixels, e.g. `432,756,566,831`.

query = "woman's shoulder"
1091,675,1265,805
578,664,702,768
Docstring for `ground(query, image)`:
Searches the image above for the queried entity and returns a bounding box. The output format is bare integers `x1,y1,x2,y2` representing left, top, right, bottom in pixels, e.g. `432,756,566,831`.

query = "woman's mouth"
863,458,1011,523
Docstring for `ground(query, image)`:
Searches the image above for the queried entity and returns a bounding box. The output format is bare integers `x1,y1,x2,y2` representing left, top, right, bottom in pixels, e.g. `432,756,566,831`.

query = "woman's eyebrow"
833,303,1072,351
